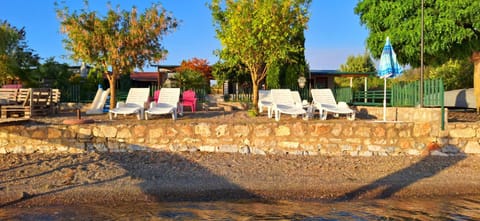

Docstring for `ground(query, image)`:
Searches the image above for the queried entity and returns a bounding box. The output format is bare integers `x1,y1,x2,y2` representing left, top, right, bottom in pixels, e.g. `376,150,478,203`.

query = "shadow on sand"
0,146,262,209
335,154,466,201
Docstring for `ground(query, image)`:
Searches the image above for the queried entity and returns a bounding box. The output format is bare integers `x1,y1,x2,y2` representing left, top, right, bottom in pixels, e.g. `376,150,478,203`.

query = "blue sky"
0,0,369,71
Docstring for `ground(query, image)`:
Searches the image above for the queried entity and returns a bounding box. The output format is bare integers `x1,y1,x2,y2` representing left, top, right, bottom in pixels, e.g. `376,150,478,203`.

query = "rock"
239,146,250,154
63,119,94,125
20,191,33,200
430,150,449,156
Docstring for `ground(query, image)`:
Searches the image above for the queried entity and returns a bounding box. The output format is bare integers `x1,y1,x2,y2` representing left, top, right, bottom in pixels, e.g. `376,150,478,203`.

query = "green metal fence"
391,81,420,107
391,78,444,108
61,85,97,103
423,78,444,107
347,78,444,109
350,90,389,106
334,87,353,104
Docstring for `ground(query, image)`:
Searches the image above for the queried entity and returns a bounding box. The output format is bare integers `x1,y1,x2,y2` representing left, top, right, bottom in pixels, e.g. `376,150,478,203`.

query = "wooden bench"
30,88,52,117
1,89,31,118
1,88,53,118
0,88,19,105
49,89,61,114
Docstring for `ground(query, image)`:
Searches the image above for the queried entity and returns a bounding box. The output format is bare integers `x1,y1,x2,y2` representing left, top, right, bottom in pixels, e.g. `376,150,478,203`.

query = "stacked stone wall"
0,107,476,156
443,123,480,154
0,120,465,156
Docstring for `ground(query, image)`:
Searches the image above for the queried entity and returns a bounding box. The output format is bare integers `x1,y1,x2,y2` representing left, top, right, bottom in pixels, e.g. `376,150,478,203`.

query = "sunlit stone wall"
1,119,475,156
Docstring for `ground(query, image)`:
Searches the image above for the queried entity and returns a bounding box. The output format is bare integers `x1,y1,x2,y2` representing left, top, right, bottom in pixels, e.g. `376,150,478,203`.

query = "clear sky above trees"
0,0,368,70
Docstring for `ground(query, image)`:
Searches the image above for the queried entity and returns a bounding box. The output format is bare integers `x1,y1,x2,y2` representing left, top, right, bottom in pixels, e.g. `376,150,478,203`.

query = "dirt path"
2,152,480,208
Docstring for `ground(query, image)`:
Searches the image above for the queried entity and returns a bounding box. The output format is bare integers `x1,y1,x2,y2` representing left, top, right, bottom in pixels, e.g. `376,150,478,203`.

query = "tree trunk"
472,51,480,113
106,72,117,110
249,65,267,114
252,80,259,112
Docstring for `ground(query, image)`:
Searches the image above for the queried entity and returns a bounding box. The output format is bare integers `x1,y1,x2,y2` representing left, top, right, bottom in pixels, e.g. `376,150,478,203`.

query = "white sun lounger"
86,88,110,115
311,88,355,120
258,90,273,118
271,89,307,121
109,88,150,120
145,88,181,120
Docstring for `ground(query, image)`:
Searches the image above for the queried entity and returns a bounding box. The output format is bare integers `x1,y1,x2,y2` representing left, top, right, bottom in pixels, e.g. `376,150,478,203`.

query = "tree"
355,0,480,111
176,58,212,80
337,53,379,90
280,30,309,89
171,69,207,90
175,57,212,92
211,60,250,96
56,1,178,108
267,30,309,89
266,61,281,89
211,61,249,87
34,57,73,89
0,20,40,86
210,0,311,110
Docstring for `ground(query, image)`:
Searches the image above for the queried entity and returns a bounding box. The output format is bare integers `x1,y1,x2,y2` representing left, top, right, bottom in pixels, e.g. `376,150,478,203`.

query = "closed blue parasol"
378,37,403,121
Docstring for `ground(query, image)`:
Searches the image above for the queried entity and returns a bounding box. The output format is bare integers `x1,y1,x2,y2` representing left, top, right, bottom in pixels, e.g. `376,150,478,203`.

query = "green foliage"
0,20,40,86
210,0,311,107
211,61,249,86
393,59,473,91
282,29,309,88
393,66,432,84
56,1,178,107
86,69,103,88
283,65,298,88
0,21,19,83
355,0,480,66
171,70,208,90
266,62,280,89
271,29,309,89
339,53,376,73
117,73,132,91
282,62,307,88
247,108,258,117
429,59,473,91
33,57,73,89
336,53,379,90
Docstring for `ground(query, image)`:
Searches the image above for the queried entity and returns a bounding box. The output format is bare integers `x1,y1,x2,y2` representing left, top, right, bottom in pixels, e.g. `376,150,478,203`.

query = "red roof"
130,72,161,81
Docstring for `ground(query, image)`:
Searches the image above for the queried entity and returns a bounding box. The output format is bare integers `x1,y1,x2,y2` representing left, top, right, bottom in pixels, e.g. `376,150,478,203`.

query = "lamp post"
420,0,424,107
298,76,306,89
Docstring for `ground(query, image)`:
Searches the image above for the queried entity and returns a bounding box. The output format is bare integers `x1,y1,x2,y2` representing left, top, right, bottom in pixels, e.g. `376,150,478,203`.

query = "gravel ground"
5,107,479,125
2,152,480,208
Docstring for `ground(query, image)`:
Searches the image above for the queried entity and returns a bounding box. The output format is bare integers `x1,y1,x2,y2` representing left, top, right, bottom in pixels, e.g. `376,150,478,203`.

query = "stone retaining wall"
355,106,447,123
0,119,476,156
0,106,476,156
444,123,480,154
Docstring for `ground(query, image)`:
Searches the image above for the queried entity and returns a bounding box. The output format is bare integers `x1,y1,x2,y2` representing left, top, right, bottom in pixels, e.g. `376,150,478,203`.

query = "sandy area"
2,151,480,208
1,109,480,208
